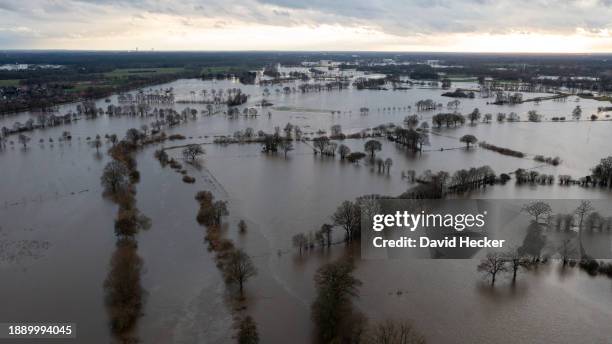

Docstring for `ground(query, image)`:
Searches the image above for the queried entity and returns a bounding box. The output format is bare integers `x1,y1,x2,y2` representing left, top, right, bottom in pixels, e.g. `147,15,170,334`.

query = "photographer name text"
372,236,505,248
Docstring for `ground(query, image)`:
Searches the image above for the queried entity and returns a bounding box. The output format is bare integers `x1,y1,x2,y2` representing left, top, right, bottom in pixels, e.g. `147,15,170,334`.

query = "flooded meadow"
2,75,612,343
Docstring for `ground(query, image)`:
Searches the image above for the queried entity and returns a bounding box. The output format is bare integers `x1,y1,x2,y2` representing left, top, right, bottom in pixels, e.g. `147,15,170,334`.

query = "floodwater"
1,75,612,343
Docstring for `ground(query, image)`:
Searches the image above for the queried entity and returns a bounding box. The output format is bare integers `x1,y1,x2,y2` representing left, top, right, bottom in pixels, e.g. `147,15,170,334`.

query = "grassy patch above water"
201,66,252,74
0,79,21,86
105,67,186,78
578,94,612,102
272,106,335,113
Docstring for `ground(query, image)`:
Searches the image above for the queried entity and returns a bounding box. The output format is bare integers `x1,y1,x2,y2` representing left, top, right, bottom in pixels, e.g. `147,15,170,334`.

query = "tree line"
99,128,152,343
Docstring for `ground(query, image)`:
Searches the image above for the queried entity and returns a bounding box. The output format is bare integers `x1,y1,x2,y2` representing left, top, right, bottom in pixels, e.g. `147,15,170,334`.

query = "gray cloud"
253,0,612,34
0,0,611,48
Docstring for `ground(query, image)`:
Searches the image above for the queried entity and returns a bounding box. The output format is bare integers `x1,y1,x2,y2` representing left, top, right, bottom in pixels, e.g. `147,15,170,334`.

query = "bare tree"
292,233,308,254
376,158,384,173
528,110,541,122
18,134,30,148
338,144,351,160
125,128,142,145
212,200,229,225
108,134,118,146
575,200,594,256
364,140,382,158
315,231,326,248
575,200,594,229
330,124,343,137
559,238,578,266
572,105,582,120
332,201,361,241
468,108,481,124
504,248,527,283
92,137,102,152
279,140,294,158
237,316,259,344
182,144,205,161
312,258,362,342
223,249,257,296
313,136,331,155
321,224,333,247
101,161,130,194
366,320,426,344
521,201,552,223
477,252,507,286
460,135,477,149
384,158,393,174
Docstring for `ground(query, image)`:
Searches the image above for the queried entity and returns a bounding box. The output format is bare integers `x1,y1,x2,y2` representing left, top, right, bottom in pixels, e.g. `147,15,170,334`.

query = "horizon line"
2,49,612,56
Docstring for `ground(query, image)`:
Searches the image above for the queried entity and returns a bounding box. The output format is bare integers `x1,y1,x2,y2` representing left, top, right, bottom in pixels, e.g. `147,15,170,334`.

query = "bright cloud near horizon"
2,0,612,52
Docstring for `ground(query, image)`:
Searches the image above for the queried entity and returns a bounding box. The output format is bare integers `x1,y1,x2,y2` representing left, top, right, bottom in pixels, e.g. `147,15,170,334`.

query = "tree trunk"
578,216,585,257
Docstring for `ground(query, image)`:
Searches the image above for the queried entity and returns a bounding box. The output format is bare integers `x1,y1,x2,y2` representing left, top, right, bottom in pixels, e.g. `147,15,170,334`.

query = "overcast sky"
2,0,612,52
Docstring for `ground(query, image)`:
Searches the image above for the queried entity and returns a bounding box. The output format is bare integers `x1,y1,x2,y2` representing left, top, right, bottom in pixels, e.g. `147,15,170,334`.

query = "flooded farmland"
2,75,612,344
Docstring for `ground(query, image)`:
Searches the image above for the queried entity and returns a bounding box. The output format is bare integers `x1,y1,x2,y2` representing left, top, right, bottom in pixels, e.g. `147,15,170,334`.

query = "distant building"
0,64,28,71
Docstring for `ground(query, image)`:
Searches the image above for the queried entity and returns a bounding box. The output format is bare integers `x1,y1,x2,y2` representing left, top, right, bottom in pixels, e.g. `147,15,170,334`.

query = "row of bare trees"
194,190,260,342
100,128,151,343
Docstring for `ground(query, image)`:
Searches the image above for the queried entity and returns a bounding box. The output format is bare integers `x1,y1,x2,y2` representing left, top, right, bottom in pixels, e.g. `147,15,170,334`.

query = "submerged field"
1,76,612,343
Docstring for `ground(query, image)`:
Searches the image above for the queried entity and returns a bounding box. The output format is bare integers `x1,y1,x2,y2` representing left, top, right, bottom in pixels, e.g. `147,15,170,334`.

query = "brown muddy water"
1,77,612,343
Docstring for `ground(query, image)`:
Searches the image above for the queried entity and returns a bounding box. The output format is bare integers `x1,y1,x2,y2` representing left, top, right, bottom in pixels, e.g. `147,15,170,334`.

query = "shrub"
168,134,186,140
598,262,612,277
346,152,367,163
238,220,247,234
115,208,139,237
154,149,169,166
129,170,140,183
499,173,511,183
535,155,561,166
579,258,600,276
169,160,182,169
237,316,259,344
182,175,196,183
197,205,216,226
204,225,222,250
478,141,525,158
195,191,214,204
